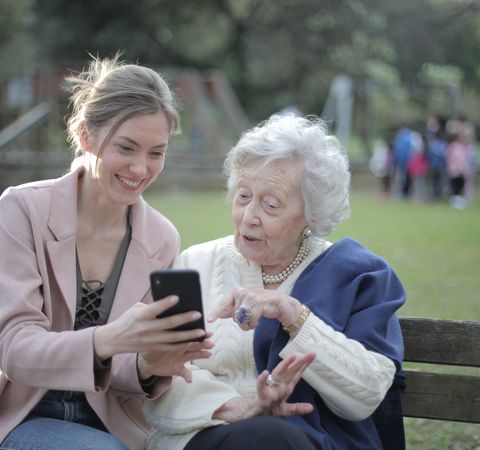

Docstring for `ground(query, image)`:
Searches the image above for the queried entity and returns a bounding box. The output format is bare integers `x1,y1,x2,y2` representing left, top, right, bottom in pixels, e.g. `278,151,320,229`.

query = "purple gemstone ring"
234,305,252,324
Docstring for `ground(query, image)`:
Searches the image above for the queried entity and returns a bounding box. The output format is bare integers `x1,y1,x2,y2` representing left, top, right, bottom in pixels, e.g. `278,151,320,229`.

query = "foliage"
0,0,21,45
0,0,35,76
25,0,395,119
1,1,480,145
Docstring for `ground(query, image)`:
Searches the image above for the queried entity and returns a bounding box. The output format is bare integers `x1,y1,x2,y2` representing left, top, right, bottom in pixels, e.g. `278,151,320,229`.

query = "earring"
303,227,312,239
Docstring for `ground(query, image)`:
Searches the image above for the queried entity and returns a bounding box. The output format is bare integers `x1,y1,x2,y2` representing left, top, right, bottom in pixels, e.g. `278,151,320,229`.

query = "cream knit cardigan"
144,236,395,450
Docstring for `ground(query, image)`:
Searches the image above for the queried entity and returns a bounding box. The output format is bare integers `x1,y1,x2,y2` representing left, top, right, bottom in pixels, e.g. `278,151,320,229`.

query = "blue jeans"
1,391,128,450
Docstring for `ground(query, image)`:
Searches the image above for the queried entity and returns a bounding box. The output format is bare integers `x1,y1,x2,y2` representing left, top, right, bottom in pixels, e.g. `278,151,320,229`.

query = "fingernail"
192,311,202,320
196,329,205,337
170,295,179,304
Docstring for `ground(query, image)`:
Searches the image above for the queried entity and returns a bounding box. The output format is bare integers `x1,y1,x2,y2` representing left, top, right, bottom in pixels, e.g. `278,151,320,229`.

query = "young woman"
0,55,212,450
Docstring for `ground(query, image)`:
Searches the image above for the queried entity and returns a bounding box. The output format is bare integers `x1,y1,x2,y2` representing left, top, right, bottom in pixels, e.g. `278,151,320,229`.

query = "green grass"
332,191,480,321
144,186,480,449
147,190,234,248
145,187,480,320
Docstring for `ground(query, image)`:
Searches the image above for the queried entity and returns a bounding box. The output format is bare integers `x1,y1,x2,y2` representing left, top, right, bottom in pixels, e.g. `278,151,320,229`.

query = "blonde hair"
65,53,180,167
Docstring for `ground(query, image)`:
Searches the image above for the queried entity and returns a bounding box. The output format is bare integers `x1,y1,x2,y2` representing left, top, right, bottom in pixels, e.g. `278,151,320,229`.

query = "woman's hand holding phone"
150,269,206,341
136,296,214,382
93,294,213,383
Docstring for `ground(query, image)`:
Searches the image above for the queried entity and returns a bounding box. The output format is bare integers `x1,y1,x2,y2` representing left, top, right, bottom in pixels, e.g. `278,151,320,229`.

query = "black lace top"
75,217,132,331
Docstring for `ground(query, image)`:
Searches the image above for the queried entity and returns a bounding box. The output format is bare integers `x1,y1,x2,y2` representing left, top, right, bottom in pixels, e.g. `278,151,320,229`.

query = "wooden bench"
400,316,480,423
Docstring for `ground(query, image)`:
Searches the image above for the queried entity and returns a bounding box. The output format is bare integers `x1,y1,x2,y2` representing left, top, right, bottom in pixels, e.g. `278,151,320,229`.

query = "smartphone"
150,269,205,341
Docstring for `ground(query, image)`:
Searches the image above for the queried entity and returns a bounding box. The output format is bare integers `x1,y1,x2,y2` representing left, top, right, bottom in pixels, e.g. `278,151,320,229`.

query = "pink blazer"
0,168,180,449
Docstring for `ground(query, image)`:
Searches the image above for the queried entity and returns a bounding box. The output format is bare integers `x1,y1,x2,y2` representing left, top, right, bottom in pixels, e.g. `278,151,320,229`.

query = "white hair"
224,114,351,238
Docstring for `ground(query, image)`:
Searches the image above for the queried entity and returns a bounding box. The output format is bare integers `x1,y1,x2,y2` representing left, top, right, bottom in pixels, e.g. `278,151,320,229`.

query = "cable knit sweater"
144,236,403,450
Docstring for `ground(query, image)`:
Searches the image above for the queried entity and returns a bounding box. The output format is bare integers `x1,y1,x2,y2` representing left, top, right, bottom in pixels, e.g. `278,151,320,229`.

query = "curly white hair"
224,114,351,238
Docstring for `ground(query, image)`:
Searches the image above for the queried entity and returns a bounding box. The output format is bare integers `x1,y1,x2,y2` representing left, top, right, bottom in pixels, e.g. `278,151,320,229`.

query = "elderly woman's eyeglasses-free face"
232,159,308,275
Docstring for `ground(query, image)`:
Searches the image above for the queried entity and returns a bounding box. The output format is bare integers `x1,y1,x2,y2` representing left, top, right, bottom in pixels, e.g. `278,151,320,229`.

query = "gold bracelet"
282,304,311,335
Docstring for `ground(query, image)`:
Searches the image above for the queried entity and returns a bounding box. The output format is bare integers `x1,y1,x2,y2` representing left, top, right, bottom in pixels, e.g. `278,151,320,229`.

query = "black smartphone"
150,269,205,341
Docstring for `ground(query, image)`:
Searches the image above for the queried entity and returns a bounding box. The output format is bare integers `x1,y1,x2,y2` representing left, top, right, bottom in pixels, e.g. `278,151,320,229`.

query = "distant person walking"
408,146,427,203
392,125,421,200
369,134,394,199
446,132,471,209
447,114,477,204
425,115,448,201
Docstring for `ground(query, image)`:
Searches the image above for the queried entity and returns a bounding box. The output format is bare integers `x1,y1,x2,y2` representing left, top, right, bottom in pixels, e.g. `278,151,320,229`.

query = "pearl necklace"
262,239,310,284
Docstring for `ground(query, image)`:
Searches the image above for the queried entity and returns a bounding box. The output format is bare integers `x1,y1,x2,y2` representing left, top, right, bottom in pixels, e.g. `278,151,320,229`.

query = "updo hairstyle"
65,54,180,166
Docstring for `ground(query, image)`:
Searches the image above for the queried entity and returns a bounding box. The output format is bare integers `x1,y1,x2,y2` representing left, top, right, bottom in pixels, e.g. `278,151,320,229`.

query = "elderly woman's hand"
257,352,315,416
213,353,315,422
208,286,304,332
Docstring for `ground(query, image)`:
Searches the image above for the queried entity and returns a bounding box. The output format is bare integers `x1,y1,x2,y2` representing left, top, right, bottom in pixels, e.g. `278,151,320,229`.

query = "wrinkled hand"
257,352,315,416
94,296,213,381
213,352,315,422
208,286,302,331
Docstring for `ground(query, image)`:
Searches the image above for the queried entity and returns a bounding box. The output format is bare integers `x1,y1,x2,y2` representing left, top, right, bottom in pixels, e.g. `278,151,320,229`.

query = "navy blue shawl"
253,238,405,450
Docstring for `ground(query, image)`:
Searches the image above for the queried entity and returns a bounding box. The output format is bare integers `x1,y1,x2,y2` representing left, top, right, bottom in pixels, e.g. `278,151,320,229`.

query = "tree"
28,1,396,116
10,0,480,144
0,0,35,76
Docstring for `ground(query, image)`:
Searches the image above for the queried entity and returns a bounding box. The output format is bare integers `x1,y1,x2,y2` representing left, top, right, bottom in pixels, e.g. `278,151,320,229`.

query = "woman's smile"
116,174,144,191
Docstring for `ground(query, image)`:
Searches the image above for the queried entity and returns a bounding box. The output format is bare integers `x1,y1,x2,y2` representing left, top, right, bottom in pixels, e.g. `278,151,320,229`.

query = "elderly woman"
144,115,406,450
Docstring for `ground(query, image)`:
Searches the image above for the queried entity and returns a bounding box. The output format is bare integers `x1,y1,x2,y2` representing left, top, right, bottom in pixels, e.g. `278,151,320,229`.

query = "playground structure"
161,69,250,188
1,68,474,192
0,69,251,192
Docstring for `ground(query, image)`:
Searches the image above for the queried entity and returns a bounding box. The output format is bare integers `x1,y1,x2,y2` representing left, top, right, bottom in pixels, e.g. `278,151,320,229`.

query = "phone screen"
150,269,205,341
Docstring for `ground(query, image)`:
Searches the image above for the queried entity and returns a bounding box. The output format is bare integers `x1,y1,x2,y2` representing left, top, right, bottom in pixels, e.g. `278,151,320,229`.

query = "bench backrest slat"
402,370,480,422
399,316,480,423
400,317,480,367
